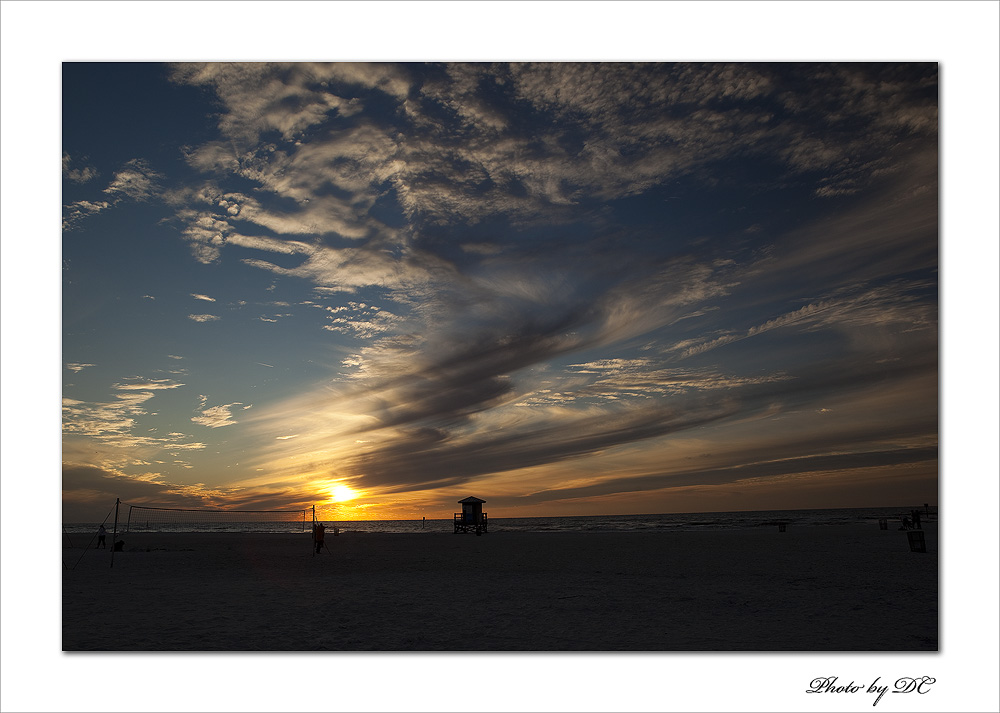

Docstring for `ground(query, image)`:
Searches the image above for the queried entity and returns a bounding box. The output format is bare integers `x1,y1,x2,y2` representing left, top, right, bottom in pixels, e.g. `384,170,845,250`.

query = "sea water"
63,505,935,535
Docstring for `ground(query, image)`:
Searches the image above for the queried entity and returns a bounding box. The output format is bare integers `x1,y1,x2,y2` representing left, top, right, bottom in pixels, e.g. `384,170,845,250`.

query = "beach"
62,524,937,651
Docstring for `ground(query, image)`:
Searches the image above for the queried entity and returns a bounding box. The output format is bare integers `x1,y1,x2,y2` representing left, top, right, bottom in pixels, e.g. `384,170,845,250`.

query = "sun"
329,484,358,503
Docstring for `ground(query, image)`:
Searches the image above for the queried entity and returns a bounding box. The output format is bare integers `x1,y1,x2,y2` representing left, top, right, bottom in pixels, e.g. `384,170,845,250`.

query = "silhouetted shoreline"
62,505,937,535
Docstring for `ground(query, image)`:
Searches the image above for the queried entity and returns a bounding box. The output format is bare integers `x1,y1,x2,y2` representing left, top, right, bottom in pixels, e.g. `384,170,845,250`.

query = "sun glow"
329,484,358,503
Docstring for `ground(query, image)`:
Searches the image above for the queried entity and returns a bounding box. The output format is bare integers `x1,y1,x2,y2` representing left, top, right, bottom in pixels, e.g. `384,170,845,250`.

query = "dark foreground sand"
62,525,937,651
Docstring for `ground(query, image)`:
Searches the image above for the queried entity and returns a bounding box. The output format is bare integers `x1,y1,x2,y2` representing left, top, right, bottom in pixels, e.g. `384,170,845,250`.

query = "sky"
61,61,940,522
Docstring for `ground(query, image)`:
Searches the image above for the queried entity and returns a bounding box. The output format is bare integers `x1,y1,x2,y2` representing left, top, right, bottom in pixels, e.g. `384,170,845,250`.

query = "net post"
312,505,316,556
110,498,120,568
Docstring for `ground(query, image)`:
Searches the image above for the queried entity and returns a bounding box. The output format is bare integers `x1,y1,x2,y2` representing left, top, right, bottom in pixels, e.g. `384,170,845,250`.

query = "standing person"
314,523,326,554
97,524,107,549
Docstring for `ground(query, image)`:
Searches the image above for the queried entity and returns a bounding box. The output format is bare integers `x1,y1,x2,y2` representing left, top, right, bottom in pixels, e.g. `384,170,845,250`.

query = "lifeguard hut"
454,496,488,534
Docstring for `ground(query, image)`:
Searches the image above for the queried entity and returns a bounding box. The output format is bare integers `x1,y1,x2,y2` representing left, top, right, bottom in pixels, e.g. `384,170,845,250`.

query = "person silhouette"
97,524,107,549
315,523,326,554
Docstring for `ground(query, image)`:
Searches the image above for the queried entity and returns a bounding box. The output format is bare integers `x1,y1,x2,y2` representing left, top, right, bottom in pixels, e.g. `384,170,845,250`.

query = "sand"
62,524,937,651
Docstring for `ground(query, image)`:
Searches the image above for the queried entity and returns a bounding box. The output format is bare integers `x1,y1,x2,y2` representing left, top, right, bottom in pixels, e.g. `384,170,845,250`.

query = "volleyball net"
125,504,309,533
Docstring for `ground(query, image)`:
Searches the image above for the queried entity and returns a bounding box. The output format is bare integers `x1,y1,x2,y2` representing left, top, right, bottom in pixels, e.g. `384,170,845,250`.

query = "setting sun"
329,484,358,503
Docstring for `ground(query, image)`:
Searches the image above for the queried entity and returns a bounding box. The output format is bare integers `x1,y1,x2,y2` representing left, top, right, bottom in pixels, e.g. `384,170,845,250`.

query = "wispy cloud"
674,278,936,361
112,377,186,392
103,158,162,200
323,302,401,338
62,199,112,230
62,377,204,474
62,152,98,183
191,397,244,428
62,461,315,516
168,62,392,146
63,157,163,230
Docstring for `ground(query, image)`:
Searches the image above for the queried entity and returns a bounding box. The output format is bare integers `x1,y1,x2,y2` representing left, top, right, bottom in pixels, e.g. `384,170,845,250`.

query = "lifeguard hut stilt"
454,496,488,534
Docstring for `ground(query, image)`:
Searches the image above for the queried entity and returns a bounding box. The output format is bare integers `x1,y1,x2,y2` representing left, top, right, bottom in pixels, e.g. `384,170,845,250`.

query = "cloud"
182,142,240,174
103,158,162,200
62,152,98,183
63,157,163,230
168,62,403,146
62,376,205,472
501,446,939,507
63,463,193,515
62,199,112,230
188,314,220,322
346,398,745,491
112,377,186,392
191,398,244,428
61,463,311,519
378,63,935,226
191,293,216,302
350,347,936,497
556,359,792,403
319,254,733,428
673,276,936,363
323,303,402,338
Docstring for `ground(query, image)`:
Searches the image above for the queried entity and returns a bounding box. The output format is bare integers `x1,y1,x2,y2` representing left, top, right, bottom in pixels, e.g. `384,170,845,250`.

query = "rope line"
71,502,116,571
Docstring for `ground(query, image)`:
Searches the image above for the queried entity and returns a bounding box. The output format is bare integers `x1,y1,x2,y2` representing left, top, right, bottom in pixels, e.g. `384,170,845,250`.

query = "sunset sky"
61,62,940,521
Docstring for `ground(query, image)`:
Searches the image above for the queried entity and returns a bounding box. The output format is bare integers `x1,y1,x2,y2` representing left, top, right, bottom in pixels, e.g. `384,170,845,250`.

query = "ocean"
62,505,935,536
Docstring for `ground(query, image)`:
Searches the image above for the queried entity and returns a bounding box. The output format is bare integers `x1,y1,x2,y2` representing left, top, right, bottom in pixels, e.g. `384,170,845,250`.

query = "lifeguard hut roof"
458,496,486,503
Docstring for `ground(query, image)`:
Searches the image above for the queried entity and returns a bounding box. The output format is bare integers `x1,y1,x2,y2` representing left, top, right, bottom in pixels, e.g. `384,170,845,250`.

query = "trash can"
907,530,926,553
